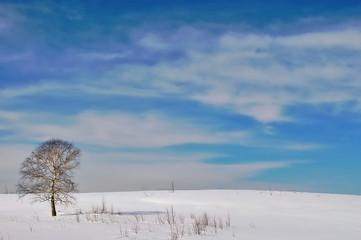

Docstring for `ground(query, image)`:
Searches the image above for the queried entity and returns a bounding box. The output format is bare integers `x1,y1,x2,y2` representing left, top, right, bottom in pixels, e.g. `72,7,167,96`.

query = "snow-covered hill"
1,190,360,240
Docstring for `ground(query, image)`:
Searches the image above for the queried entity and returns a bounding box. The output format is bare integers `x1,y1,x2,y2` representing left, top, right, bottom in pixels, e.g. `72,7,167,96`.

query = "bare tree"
17,139,81,216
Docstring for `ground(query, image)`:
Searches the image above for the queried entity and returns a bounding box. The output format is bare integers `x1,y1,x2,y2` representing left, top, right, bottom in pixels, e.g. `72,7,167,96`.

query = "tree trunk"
51,195,56,216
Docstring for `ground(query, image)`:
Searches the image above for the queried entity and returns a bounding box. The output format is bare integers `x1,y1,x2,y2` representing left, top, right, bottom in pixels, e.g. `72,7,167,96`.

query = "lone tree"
17,139,81,216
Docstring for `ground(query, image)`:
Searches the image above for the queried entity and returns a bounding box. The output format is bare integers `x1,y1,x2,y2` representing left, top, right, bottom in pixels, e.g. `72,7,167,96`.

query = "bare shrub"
101,197,107,214
75,209,80,223
119,224,129,238
89,199,115,215
132,223,140,234
0,232,12,240
211,215,218,234
178,213,185,225
90,203,100,214
192,216,205,235
170,221,185,240
166,206,176,225
218,216,224,229
202,212,209,227
189,211,228,235
133,213,141,222
190,212,212,235
179,222,185,237
148,223,153,232
226,213,231,228
170,229,179,240
110,203,114,215
156,211,165,224
80,203,232,238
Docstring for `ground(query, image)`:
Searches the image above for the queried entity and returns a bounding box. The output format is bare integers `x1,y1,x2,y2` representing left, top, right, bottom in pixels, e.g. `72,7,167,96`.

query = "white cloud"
0,110,248,148
71,28,359,123
0,110,322,153
83,151,222,164
0,111,21,121
278,30,361,49
193,91,289,122
138,34,169,50
285,143,325,151
78,52,130,61
0,52,30,62
2,27,361,124
41,111,228,147
0,83,64,98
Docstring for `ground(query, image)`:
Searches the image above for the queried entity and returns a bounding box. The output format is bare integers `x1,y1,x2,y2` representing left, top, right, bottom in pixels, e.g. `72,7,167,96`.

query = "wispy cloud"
278,30,361,49
2,27,361,124
7,28,359,123
138,34,170,50
0,52,30,62
0,110,247,147
285,143,325,151
78,52,130,61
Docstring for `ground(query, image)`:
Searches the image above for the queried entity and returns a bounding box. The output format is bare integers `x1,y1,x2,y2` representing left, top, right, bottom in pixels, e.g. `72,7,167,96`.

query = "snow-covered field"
1,190,360,240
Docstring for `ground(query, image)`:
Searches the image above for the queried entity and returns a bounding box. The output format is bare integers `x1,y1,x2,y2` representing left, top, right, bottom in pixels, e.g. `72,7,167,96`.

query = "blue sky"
1,0,361,194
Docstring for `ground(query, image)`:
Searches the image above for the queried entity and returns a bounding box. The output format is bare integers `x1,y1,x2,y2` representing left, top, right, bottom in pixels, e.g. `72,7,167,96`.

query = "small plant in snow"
67,201,233,239
133,212,141,222
119,224,129,238
110,203,114,215
132,223,140,234
101,197,107,214
192,216,206,235
211,215,218,233
74,209,81,223
218,217,224,229
178,213,185,225
202,212,209,226
226,213,231,228
148,223,153,232
166,206,176,225
156,211,165,224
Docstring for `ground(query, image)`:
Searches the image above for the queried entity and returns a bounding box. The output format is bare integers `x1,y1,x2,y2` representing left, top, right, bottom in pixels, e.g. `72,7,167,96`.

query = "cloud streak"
0,110,248,148
3,28,360,123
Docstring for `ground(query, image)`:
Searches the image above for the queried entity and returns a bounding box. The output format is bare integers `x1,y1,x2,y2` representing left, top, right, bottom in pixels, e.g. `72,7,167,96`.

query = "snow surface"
0,190,360,240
